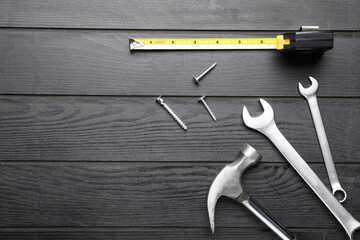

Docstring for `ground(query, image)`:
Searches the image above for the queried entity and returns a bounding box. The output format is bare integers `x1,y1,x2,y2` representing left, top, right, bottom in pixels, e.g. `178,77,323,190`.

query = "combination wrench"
242,99,360,239
299,76,347,202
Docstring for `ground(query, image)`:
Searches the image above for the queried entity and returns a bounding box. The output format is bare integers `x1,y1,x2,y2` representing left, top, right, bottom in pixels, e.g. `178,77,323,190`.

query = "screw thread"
163,103,187,130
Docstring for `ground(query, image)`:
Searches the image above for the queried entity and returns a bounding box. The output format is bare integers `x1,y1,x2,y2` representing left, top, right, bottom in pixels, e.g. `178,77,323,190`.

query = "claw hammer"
207,143,297,240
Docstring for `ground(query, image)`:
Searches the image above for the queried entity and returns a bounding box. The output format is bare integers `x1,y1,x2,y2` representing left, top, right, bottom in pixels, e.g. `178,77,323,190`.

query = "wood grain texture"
0,0,359,30
0,229,350,240
1,0,359,239
0,162,358,235
0,97,358,163
0,30,359,97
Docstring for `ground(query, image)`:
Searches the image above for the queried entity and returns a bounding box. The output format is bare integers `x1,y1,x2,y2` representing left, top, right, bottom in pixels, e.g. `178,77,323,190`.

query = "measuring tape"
130,35,288,50
130,31,333,53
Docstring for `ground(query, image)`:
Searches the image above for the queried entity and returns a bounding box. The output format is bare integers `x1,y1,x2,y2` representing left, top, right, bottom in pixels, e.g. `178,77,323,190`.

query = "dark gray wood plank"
0,0,359,30
0,162,358,234
0,229,349,240
0,30,359,97
0,97,358,163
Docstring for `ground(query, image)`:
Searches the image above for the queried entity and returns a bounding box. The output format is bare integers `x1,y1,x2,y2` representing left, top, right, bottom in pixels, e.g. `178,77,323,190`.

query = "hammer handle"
239,197,296,240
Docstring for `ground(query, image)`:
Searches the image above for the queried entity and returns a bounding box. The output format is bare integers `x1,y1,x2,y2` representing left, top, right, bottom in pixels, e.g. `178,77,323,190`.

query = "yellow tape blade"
130,38,280,50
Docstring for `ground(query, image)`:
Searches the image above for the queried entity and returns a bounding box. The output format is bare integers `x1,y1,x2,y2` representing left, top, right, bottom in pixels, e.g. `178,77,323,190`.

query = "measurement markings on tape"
129,31,334,53
130,36,288,50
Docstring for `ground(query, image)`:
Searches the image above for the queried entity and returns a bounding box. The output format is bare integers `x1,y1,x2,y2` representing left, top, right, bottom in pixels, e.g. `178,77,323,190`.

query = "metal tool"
299,76,347,203
156,96,187,131
129,29,333,53
242,99,360,240
193,63,217,85
198,96,217,121
208,143,297,240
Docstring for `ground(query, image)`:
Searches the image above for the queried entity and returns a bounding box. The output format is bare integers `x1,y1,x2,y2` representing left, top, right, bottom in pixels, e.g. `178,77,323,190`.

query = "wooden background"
0,1,359,239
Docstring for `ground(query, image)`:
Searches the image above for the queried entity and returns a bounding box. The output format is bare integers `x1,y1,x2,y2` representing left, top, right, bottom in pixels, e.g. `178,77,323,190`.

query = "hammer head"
207,143,262,233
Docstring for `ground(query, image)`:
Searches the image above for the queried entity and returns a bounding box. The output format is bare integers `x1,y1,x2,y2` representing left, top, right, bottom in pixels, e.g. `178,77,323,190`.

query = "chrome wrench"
299,76,347,202
242,99,360,239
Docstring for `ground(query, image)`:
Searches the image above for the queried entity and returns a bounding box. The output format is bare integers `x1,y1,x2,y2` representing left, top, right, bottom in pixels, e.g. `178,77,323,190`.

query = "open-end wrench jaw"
242,98,275,132
242,98,360,239
298,76,319,98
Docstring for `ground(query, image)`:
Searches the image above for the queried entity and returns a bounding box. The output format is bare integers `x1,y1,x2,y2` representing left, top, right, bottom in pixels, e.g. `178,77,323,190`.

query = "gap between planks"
0,95,359,100
0,161,358,167
0,27,360,33
0,226,343,233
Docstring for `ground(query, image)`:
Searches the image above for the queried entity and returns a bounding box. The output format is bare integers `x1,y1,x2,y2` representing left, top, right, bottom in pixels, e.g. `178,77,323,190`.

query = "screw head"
193,77,200,85
198,96,206,102
156,95,164,104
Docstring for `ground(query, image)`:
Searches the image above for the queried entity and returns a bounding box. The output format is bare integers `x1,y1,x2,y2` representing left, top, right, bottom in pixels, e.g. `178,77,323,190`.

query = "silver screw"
193,62,217,85
156,96,187,131
198,96,217,122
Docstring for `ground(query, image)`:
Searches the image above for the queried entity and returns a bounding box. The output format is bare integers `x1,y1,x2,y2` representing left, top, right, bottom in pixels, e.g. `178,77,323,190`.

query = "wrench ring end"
333,188,347,203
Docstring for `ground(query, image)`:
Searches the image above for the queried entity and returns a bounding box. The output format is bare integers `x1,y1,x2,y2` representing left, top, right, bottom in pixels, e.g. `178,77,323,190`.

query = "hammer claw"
207,143,296,240
207,179,222,233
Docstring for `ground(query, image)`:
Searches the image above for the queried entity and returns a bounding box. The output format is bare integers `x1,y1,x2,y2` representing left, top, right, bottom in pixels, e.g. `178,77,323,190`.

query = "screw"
198,96,217,122
193,62,217,85
156,96,187,131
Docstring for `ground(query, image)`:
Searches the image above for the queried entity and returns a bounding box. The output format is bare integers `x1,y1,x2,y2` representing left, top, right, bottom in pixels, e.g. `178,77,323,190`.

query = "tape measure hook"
129,39,145,50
